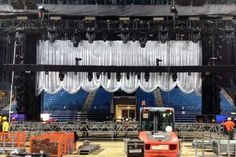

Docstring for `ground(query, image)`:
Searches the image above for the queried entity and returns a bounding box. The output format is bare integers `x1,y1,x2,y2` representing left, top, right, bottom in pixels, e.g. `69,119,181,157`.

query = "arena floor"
64,141,217,157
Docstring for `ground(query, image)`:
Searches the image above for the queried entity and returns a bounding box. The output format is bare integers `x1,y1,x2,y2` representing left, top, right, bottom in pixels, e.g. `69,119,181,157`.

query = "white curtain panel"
36,40,202,94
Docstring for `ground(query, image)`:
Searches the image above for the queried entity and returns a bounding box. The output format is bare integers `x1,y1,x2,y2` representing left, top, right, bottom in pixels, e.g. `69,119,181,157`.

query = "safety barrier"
29,132,75,157
0,132,26,154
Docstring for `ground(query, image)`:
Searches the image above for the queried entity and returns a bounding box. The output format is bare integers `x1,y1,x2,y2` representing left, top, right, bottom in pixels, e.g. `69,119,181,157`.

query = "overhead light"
222,16,233,21
188,72,191,76
144,73,150,82
86,27,96,44
16,16,28,20
84,16,96,21
119,17,130,21
188,17,200,21
192,28,200,43
153,17,164,21
170,5,177,14
50,16,62,21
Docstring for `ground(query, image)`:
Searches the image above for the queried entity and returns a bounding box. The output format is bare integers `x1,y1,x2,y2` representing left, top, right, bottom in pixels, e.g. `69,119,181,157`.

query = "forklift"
126,107,180,157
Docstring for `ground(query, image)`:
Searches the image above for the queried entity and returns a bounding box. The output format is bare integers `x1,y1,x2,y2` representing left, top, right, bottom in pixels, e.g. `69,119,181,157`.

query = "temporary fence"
0,132,26,154
29,132,75,157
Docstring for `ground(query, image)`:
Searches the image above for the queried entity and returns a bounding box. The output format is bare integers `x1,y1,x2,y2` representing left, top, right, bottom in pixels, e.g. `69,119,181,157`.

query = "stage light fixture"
88,72,93,81
107,73,111,80
160,29,168,44
41,33,47,41
86,27,96,44
144,73,150,82
192,28,200,43
121,28,130,44
71,32,80,47
170,5,177,14
188,72,191,76
139,35,148,48
48,31,56,43
172,73,177,82
59,72,65,81
116,73,121,82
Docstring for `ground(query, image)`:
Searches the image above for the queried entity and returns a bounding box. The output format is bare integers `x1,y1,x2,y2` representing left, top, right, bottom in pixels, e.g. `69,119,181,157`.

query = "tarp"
1,4,236,16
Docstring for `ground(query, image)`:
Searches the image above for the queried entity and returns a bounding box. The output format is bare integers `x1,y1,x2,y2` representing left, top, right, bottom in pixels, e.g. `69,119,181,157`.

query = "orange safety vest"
223,121,235,131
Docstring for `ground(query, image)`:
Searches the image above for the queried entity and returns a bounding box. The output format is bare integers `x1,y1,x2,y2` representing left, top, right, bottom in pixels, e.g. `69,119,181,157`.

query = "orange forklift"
126,107,180,157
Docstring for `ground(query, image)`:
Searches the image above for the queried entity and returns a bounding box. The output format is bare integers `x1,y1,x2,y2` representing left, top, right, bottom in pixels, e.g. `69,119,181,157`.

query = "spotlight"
59,72,65,81
188,72,191,76
121,28,130,44
88,72,93,81
116,73,121,82
107,72,111,80
172,73,177,82
74,57,82,75
71,31,80,47
48,31,56,43
170,5,177,13
144,73,150,82
139,35,148,48
160,29,168,44
86,27,96,44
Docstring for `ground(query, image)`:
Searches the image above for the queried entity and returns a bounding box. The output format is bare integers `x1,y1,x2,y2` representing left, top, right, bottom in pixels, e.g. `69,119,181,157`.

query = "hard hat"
227,117,232,121
2,116,7,121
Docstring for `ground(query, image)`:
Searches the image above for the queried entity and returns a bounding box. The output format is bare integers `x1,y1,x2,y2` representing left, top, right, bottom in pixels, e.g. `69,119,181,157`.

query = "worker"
2,116,9,133
223,117,235,140
0,116,2,133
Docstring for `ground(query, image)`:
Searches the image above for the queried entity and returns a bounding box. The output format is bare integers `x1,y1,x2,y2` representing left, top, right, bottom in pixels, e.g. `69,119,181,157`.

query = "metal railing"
10,121,224,138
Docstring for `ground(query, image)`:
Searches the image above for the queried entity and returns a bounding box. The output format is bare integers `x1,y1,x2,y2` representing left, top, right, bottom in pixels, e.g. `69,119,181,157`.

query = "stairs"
153,88,164,107
81,91,97,112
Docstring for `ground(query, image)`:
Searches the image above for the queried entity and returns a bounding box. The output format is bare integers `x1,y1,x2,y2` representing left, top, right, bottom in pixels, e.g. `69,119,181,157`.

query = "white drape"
36,40,202,94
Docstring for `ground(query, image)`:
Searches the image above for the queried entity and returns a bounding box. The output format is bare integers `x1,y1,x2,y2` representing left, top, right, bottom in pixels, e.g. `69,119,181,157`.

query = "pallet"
78,144,100,155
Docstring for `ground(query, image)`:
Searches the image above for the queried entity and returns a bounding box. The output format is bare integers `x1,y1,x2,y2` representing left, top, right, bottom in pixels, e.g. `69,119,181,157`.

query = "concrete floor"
0,141,223,157
65,141,218,157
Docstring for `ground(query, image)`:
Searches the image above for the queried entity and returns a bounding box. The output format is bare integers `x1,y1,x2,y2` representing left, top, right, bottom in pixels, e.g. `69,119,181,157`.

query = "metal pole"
194,138,198,157
202,138,205,157
8,40,16,125
227,139,230,157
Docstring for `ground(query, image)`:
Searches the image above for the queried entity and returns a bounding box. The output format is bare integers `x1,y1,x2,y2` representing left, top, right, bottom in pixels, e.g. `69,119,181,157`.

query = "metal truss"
10,121,224,138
